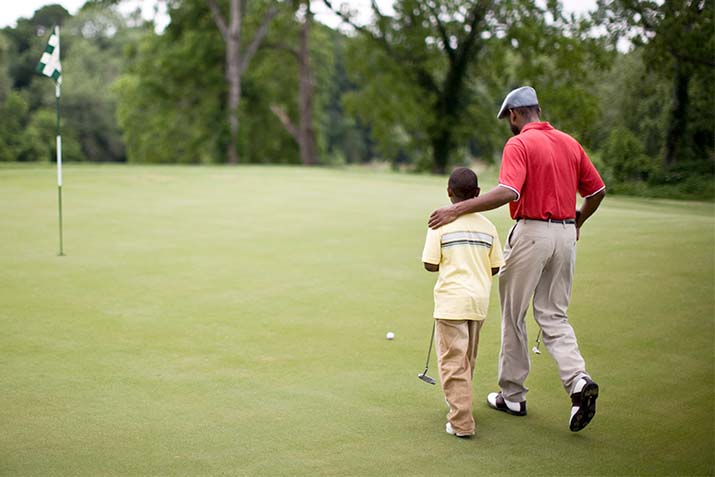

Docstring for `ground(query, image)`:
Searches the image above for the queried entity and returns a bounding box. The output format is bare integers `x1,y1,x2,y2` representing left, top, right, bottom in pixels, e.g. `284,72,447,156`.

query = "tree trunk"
227,25,241,165
663,59,690,168
431,127,451,174
268,1,317,165
207,0,276,165
298,0,316,165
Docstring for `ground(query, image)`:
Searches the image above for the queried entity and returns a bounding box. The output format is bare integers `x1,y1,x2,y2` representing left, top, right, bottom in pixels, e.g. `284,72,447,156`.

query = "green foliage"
601,128,655,182
338,0,614,172
0,91,38,161
596,0,714,167
0,0,711,200
115,0,229,164
0,2,141,162
115,0,349,165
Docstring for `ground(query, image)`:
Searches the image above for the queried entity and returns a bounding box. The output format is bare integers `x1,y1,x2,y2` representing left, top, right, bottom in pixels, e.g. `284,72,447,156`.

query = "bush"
601,128,655,182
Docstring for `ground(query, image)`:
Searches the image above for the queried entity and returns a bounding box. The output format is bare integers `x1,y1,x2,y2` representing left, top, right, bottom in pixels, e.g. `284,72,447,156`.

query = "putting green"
1,164,713,476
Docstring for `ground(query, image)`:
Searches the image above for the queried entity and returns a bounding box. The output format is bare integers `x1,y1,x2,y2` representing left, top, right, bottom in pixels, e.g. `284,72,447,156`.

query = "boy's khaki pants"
436,318,484,436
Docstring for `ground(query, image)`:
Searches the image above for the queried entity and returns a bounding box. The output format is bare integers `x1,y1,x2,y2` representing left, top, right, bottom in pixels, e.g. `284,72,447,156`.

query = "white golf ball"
386,331,395,340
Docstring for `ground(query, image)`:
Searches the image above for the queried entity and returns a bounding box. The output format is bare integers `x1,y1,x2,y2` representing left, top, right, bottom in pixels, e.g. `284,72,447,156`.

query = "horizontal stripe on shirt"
441,231,493,249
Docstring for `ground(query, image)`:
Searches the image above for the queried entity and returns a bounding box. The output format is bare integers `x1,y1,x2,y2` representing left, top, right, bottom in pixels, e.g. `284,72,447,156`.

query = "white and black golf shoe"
486,392,527,416
569,377,599,432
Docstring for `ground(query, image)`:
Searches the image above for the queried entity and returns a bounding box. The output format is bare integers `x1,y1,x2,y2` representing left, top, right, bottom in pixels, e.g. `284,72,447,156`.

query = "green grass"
1,164,713,476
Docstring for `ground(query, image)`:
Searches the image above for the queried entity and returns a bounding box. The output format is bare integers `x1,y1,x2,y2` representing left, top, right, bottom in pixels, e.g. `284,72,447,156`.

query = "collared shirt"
498,122,605,221
422,212,505,320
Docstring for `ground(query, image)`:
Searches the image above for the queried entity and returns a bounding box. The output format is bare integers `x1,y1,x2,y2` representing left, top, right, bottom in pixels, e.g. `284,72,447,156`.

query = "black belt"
517,218,576,224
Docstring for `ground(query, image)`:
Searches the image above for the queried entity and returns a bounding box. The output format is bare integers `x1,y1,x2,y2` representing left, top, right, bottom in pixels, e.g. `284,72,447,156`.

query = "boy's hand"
424,263,439,272
428,205,459,229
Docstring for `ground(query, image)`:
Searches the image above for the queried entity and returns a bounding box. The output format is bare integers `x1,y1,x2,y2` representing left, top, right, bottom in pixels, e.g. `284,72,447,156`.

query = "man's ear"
474,187,481,198
447,186,454,198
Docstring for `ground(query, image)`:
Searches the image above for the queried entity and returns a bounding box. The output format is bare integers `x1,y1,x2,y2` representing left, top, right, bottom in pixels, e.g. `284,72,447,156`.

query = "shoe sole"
569,382,599,432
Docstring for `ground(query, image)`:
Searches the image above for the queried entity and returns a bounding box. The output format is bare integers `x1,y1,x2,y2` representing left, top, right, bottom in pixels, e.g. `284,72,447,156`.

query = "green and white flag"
36,26,62,83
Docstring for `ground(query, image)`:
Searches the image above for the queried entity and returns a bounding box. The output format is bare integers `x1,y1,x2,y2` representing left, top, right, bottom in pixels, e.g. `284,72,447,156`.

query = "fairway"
1,164,713,476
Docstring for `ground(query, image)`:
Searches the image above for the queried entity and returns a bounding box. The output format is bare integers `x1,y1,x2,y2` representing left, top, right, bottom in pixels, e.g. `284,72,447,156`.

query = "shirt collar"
520,122,553,133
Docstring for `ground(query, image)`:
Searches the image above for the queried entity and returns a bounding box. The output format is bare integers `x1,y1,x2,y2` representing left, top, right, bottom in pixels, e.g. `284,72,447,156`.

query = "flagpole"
55,25,64,256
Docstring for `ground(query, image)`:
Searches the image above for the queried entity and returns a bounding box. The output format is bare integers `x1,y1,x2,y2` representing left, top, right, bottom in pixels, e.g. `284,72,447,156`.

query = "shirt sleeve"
421,227,441,265
489,228,505,269
498,139,527,199
577,147,606,198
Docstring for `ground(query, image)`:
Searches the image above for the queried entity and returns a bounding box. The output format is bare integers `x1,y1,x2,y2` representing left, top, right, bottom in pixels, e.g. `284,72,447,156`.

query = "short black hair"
448,167,479,200
511,105,541,117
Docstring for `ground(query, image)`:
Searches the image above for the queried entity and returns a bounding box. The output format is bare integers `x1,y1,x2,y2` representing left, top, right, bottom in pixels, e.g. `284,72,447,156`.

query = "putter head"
418,372,436,385
532,346,541,355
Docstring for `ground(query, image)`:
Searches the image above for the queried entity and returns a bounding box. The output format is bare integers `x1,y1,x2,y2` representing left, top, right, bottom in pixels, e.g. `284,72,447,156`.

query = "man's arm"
428,186,517,229
575,188,606,239
424,262,439,272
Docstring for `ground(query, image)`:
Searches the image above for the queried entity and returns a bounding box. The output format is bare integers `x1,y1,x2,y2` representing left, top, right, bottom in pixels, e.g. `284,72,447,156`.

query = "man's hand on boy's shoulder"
429,205,459,229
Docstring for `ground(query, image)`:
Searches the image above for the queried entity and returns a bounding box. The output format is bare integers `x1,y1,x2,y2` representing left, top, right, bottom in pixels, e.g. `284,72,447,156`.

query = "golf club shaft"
424,321,435,370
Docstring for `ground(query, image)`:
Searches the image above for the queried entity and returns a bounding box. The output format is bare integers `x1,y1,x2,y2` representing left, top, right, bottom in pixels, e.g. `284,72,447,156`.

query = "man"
428,86,606,432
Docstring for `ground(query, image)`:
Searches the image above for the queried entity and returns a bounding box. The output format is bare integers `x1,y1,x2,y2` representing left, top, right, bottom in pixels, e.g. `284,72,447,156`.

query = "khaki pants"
498,220,589,402
436,318,484,436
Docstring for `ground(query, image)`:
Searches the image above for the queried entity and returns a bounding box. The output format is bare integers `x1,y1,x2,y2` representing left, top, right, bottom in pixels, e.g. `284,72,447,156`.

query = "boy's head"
448,167,480,203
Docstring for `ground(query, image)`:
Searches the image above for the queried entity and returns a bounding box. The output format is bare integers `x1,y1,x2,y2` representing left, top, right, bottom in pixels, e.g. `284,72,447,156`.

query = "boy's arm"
489,227,505,277
421,227,441,272
424,263,439,272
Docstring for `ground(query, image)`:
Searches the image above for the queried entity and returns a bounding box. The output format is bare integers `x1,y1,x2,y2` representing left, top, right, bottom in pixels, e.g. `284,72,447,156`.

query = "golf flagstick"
418,322,436,385
56,77,64,256
36,26,64,256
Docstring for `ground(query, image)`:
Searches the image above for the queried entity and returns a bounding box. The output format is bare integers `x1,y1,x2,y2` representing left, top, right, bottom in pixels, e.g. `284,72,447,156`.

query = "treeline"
0,0,712,199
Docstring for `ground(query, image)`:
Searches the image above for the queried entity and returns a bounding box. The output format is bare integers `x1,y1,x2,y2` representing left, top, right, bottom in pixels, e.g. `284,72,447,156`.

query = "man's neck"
522,116,541,127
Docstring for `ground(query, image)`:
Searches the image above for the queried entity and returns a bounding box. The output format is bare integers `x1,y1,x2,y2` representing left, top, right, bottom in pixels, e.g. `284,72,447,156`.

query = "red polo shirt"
498,122,605,221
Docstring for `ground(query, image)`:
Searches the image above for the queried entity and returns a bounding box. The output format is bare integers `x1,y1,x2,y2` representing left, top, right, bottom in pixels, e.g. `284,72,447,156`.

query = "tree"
325,0,610,173
206,0,278,164
596,0,715,167
115,5,227,164
268,0,317,165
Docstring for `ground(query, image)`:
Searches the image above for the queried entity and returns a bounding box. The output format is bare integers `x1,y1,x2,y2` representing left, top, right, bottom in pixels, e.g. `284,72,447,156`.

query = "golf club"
418,322,436,385
532,329,542,355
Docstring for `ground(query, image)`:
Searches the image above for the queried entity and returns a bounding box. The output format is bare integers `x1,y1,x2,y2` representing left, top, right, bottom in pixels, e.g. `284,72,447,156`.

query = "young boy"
421,167,505,438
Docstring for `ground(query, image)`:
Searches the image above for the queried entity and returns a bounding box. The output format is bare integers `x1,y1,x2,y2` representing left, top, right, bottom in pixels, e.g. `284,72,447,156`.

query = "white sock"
572,376,588,394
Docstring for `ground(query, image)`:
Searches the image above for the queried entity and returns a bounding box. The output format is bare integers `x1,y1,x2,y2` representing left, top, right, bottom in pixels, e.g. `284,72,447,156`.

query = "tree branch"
239,6,278,75
455,0,490,66
322,0,439,94
669,48,715,68
426,2,456,63
263,42,300,60
270,104,299,141
206,0,228,41
323,0,380,39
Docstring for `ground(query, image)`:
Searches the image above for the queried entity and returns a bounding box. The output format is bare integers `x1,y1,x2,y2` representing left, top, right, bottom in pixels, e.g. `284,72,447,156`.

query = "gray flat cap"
497,86,539,119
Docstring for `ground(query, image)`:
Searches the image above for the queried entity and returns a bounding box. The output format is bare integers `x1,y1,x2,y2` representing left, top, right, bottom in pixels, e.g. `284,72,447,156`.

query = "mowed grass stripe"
0,164,712,476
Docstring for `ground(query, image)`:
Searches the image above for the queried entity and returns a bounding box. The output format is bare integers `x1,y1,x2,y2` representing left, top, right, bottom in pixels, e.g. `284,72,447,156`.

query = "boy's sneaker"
445,422,472,439
486,392,527,416
569,377,599,432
